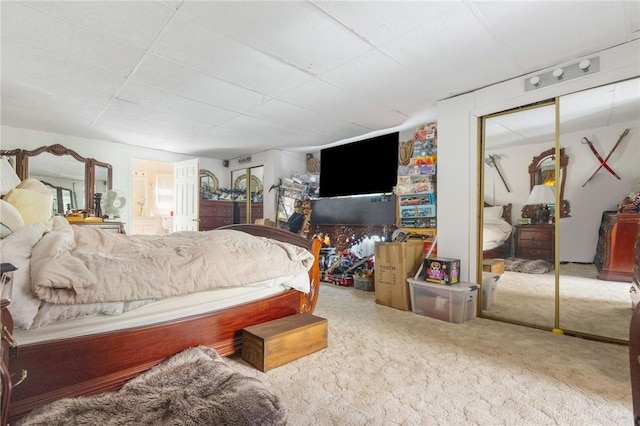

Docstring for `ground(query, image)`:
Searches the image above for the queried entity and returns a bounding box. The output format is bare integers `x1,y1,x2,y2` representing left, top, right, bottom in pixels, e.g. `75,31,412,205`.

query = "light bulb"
579,59,591,71
552,68,564,79
529,76,541,86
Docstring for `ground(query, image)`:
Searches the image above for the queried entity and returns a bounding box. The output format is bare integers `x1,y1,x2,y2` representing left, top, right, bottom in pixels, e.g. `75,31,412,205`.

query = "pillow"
0,199,25,238
0,222,50,329
3,178,54,225
484,206,503,220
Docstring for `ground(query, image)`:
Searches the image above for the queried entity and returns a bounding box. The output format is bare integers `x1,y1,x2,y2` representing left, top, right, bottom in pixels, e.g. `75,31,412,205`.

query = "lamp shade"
0,158,21,196
526,184,555,205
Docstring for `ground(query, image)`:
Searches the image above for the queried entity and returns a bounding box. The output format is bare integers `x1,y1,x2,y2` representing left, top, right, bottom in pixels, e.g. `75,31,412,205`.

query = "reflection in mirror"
480,101,556,330
521,147,570,221
30,152,86,211
41,180,78,214
0,144,114,216
557,77,640,343
199,169,219,200
231,166,264,224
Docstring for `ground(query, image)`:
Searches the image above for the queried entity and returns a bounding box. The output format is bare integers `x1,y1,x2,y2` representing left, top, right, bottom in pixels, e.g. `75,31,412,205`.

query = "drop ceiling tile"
1,40,124,110
1,95,97,137
153,14,313,97
131,54,269,113
247,98,369,139
98,99,215,138
116,81,239,126
320,49,439,113
24,1,179,48
277,78,406,129
179,1,373,74
2,1,146,76
474,2,631,72
380,5,520,99
314,1,460,46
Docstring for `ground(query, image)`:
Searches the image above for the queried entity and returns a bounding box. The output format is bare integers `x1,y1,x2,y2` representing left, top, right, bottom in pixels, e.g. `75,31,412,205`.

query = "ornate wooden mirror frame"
522,147,570,219
0,144,112,214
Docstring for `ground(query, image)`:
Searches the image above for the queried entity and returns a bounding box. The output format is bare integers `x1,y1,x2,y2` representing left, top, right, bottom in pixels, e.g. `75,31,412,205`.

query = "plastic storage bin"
407,279,478,323
481,272,500,310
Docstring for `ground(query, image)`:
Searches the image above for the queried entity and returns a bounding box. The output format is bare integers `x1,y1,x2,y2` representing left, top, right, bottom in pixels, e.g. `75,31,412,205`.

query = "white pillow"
484,206,503,220
0,199,25,238
0,222,50,329
3,178,54,225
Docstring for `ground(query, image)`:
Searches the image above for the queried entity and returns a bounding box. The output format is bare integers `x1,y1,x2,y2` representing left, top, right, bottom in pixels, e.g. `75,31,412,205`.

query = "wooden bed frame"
483,202,513,260
2,224,322,423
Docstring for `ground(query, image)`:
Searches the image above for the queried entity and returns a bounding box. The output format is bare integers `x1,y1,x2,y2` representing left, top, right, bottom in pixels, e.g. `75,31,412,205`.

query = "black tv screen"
319,132,399,198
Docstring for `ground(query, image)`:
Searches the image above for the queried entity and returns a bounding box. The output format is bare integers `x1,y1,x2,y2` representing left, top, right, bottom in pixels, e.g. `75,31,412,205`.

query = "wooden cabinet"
594,212,640,282
514,224,554,262
199,200,234,231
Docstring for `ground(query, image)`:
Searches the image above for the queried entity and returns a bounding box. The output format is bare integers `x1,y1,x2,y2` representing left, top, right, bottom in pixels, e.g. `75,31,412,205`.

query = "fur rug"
503,257,554,274
16,346,286,426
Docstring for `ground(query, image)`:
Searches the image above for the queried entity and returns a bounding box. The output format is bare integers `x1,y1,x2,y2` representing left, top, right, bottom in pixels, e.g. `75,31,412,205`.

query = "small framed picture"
518,217,532,225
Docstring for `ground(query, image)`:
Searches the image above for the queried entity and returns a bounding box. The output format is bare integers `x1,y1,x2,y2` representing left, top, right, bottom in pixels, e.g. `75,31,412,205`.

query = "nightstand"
514,224,554,262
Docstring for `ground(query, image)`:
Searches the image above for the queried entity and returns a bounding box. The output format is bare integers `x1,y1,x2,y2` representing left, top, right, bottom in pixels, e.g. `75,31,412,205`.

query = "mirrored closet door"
480,101,558,331
479,77,640,344
557,78,640,343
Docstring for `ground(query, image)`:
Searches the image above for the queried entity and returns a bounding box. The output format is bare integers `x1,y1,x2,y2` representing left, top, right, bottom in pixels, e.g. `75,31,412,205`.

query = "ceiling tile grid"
1,0,638,159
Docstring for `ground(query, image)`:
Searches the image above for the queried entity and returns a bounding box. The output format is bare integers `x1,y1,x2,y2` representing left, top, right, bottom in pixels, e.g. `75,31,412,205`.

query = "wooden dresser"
594,211,640,282
1,264,18,426
199,200,234,231
199,200,263,231
514,224,554,262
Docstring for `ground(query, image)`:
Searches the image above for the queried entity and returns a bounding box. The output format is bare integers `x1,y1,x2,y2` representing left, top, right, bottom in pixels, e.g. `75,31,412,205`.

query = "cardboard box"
254,218,276,227
423,257,460,285
482,258,505,275
408,279,478,323
374,240,426,311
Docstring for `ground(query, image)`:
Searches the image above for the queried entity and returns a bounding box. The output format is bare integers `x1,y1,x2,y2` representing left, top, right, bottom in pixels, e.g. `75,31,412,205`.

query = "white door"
173,159,199,231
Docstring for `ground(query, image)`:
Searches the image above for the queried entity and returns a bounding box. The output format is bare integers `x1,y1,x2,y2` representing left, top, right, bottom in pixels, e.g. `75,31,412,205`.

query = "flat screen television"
319,132,399,198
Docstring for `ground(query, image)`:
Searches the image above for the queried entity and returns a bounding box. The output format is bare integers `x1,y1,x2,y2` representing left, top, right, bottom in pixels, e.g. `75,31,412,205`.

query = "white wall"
437,39,640,283
1,125,222,233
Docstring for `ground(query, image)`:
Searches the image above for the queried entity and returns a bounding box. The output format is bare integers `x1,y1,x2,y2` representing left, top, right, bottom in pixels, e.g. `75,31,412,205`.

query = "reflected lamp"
526,184,555,224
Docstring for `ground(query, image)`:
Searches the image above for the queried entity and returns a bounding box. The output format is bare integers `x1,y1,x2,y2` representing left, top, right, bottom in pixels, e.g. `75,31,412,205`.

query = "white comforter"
483,218,513,251
30,217,314,305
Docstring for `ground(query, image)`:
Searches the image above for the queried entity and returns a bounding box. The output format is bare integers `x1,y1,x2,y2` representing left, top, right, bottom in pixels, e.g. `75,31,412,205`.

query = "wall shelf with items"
395,122,437,237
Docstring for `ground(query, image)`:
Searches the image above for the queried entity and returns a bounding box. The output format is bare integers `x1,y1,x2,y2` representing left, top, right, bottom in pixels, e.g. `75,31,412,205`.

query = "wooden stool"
242,313,328,372
482,258,505,275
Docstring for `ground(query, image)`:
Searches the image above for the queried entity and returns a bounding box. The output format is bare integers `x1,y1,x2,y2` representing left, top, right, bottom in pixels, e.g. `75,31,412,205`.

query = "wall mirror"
199,169,219,200
0,144,112,215
479,77,640,344
521,147,570,220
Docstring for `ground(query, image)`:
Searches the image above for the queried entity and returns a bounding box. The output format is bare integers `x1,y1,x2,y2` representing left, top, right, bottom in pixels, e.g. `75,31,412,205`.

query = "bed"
1,221,321,423
483,203,513,259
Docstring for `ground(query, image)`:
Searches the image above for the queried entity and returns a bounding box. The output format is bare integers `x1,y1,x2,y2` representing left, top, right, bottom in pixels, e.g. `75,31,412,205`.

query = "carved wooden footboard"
6,225,321,423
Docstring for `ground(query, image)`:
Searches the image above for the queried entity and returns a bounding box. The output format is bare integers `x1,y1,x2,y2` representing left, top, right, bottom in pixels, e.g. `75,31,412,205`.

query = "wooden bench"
242,313,328,372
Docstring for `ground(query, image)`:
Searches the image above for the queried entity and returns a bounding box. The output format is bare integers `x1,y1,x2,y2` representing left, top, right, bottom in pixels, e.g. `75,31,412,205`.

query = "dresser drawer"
518,228,552,242
518,248,553,260
200,202,233,217
519,238,550,249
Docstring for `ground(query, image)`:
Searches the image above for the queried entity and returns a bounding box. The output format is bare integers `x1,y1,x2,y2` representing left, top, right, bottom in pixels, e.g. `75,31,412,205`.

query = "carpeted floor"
485,263,631,340
228,282,633,425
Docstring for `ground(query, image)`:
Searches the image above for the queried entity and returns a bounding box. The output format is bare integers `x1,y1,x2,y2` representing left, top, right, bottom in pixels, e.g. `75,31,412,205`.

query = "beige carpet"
228,283,633,425
485,263,632,341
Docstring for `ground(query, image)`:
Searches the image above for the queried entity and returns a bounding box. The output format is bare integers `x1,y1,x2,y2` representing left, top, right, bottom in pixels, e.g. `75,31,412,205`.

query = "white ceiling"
2,1,639,159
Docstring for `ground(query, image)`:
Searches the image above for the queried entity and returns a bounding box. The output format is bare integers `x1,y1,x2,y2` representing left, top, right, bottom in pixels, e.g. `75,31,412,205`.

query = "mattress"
14,273,309,345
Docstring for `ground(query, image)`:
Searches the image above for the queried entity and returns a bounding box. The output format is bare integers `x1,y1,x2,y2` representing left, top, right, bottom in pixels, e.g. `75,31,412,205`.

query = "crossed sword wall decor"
581,128,630,187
